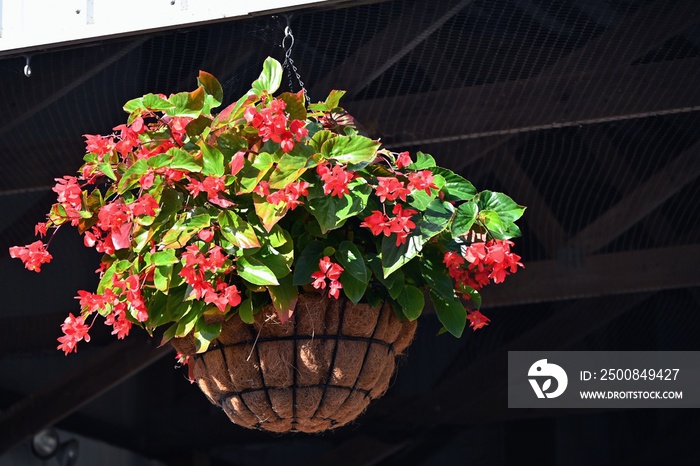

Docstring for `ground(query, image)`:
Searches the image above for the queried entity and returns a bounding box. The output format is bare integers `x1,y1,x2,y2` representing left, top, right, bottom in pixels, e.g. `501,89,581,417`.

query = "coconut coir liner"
172,292,417,433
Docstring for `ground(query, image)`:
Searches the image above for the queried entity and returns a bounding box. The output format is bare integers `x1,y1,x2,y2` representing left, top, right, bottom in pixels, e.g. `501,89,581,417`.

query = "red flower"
316,164,355,198
443,251,465,269
198,228,214,242
230,151,246,176
375,177,410,203
130,194,159,217
396,151,412,169
57,313,91,355
407,170,439,195
52,176,83,225
360,210,389,236
253,181,271,197
267,181,310,210
310,256,344,299
387,204,418,246
467,310,490,331
290,119,308,141
83,134,115,157
9,241,53,272
105,304,132,339
34,222,48,237
187,176,233,208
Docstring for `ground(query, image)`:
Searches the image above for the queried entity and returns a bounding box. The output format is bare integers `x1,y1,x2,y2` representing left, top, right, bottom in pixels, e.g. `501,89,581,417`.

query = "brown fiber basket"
171,292,417,433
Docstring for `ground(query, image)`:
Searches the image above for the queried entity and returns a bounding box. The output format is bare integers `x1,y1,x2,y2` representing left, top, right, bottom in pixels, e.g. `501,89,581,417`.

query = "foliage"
10,58,525,354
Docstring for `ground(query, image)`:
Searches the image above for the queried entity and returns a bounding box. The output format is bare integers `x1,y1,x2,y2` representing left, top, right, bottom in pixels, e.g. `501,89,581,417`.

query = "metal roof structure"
1,0,699,464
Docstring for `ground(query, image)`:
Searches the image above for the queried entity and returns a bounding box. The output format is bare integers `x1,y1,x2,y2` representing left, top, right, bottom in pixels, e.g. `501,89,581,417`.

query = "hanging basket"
171,292,417,433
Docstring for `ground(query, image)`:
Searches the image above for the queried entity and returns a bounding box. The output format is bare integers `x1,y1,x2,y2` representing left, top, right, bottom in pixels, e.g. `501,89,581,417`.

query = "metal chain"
282,23,310,106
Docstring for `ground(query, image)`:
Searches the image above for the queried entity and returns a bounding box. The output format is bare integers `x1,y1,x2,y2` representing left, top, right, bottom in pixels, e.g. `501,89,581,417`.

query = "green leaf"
237,255,279,285
197,70,224,105
367,254,405,298
185,115,213,140
278,91,307,121
268,274,298,322
310,130,335,151
117,159,149,194
166,92,203,118
477,190,526,225
421,199,455,239
256,243,292,279
419,246,455,299
336,241,370,304
168,148,202,173
123,96,144,113
160,323,178,346
339,271,368,304
267,225,294,266
238,298,255,324
268,152,309,189
335,241,369,283
187,87,206,116
407,151,436,170
456,284,482,309
451,202,478,238
320,135,380,164
141,93,175,111
160,212,211,249
306,182,371,233
166,285,189,321
432,167,477,202
251,57,283,96
293,241,324,285
218,211,261,249
325,90,346,109
430,290,466,338
381,231,426,278
408,174,445,210
237,153,274,194
216,131,247,157
396,285,424,320
254,197,287,232
154,264,173,292
479,210,505,238
308,90,346,112
155,188,185,224
151,249,179,266
198,142,225,177
194,316,222,353
175,303,201,337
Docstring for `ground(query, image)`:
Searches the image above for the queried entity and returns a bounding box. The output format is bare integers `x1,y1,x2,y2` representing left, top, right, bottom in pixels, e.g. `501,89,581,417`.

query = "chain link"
282,23,310,106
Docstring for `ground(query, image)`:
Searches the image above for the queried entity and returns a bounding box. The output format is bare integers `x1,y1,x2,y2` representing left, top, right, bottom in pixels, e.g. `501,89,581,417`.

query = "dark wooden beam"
545,0,700,71
0,335,172,455
568,140,700,254
312,0,475,98
0,39,147,138
346,57,700,145
480,244,700,308
311,435,409,466
391,293,651,427
493,148,568,257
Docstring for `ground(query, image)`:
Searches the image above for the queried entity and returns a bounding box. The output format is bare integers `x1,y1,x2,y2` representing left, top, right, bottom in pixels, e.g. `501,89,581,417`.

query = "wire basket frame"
172,292,417,433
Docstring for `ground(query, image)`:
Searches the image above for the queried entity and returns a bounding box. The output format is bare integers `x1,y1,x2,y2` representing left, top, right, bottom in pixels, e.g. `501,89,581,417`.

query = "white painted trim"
0,0,338,55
